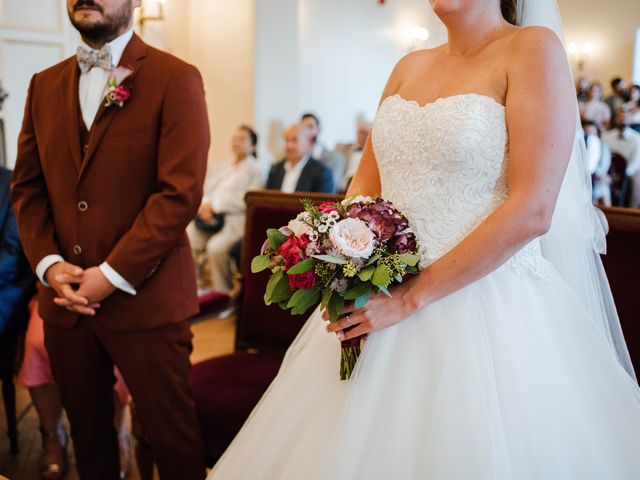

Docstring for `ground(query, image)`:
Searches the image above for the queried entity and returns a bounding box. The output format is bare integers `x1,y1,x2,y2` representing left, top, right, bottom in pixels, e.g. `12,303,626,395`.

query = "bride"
209,0,640,478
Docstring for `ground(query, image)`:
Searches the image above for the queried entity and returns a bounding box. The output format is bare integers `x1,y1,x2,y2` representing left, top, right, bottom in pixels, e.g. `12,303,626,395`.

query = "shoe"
39,425,68,480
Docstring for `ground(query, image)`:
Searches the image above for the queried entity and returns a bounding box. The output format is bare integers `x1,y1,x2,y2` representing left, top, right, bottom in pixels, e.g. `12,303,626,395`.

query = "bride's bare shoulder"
382,47,443,98
504,25,565,61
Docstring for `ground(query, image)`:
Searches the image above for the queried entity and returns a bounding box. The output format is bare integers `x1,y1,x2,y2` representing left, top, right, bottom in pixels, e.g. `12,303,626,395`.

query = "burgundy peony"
347,199,409,243
289,271,317,290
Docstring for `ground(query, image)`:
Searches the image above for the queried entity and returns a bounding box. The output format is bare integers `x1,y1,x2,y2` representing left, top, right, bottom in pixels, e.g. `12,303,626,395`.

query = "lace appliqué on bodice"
373,94,553,281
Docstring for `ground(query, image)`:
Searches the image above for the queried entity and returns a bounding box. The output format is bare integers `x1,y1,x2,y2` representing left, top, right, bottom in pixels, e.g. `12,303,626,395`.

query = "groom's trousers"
44,316,206,480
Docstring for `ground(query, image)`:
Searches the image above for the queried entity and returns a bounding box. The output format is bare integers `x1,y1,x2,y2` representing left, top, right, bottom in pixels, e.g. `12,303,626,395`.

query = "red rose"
288,271,317,290
278,236,303,268
318,201,338,214
114,85,131,103
298,233,311,249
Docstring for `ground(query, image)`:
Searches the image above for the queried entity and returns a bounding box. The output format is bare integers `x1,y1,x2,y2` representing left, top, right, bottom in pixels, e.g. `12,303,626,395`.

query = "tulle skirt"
208,261,640,479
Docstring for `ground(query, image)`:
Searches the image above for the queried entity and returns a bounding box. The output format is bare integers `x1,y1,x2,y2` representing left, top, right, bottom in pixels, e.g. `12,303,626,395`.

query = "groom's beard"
69,0,133,44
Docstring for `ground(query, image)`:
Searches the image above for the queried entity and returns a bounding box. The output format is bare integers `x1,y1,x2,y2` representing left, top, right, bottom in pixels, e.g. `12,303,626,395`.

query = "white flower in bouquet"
288,212,314,238
329,218,376,259
344,195,374,206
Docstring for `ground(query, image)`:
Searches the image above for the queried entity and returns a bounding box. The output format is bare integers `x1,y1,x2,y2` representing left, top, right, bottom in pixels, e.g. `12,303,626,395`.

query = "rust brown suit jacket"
11,34,210,331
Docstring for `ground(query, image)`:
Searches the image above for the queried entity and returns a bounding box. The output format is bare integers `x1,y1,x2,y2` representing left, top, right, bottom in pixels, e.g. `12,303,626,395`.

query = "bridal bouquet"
252,195,420,379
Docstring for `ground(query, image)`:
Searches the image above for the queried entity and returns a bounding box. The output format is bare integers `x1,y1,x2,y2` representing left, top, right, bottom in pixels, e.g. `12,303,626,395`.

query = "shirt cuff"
36,255,65,286
99,262,137,296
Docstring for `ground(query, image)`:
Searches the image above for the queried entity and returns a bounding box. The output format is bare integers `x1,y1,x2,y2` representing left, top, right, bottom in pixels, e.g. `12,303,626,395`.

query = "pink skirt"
16,297,130,406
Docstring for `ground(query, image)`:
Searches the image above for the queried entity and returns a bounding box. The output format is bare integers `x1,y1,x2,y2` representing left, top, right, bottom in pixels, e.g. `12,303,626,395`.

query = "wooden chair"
190,190,343,466
599,207,640,372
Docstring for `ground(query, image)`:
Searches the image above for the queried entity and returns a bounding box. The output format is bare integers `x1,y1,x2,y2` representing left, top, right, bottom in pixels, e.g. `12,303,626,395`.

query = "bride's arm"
329,27,577,340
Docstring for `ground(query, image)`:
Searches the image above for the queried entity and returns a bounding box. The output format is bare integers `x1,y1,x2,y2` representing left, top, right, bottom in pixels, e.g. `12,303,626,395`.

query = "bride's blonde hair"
501,0,518,25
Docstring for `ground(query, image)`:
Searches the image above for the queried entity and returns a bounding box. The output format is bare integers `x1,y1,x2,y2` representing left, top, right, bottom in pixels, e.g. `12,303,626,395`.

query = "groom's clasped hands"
45,262,117,315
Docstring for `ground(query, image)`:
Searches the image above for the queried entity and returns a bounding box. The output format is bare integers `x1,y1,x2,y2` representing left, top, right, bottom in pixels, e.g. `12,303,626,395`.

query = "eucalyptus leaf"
263,269,283,305
328,294,345,322
288,287,321,315
372,264,391,287
270,274,294,304
251,253,271,273
378,285,392,297
357,265,375,282
312,254,347,265
398,253,420,267
365,253,382,267
344,282,371,300
354,289,372,309
287,258,316,274
267,228,288,250
321,288,333,310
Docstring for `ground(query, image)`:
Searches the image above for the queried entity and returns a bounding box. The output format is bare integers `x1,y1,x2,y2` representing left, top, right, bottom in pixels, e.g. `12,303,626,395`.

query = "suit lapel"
59,59,82,173
78,34,147,181
296,159,313,191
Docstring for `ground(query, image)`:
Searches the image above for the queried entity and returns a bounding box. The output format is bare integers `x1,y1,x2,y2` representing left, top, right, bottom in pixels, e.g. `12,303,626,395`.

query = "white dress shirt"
36,29,136,295
281,155,310,193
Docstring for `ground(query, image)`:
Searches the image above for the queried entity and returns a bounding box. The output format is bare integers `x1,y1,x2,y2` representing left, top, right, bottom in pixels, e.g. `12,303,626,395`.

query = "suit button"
83,145,89,153
78,201,88,212
73,245,82,255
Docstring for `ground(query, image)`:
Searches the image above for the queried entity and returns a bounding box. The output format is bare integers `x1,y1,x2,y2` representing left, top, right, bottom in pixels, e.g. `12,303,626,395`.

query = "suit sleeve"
11,75,63,271
317,164,335,193
105,64,210,287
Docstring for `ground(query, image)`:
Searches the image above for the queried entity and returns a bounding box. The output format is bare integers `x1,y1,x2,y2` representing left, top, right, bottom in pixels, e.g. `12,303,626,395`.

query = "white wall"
633,29,640,84
0,0,76,168
559,0,640,88
253,0,446,163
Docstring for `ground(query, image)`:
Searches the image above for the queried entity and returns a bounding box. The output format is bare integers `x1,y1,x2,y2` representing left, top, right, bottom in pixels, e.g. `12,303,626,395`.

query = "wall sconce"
403,25,429,51
568,42,594,72
139,0,167,33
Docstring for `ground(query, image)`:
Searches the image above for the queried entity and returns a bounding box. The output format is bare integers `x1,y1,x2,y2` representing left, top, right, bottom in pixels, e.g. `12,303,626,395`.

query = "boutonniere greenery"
104,66,133,108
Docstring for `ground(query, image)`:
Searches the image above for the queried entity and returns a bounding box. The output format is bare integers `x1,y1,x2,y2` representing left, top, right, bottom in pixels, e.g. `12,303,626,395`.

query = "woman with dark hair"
579,81,612,130
187,125,263,293
208,0,640,477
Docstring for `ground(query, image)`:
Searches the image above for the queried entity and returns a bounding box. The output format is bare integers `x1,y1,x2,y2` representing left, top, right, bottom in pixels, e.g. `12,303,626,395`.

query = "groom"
12,0,209,478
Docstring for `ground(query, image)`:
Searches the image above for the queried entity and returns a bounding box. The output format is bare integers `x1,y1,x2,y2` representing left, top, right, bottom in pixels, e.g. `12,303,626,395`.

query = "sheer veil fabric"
518,0,637,380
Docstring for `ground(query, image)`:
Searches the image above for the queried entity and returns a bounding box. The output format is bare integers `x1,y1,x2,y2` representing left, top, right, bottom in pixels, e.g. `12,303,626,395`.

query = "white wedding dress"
209,93,640,479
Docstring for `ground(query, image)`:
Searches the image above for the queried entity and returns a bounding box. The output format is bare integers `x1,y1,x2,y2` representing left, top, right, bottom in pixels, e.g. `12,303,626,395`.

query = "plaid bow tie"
77,45,112,74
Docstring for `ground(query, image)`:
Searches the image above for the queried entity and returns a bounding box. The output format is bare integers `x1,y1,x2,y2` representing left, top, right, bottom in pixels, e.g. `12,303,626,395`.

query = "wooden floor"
0,314,236,480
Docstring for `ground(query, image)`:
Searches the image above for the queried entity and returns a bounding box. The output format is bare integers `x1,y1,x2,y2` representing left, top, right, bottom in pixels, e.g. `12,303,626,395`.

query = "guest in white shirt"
583,121,612,206
579,82,611,131
265,124,334,193
602,109,640,208
187,126,263,292
337,120,371,193
300,113,344,190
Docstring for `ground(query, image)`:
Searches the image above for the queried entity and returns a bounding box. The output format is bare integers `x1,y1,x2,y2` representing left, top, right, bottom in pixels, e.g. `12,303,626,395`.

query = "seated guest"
605,78,628,124
602,109,640,208
300,113,344,190
187,126,263,293
583,121,612,206
266,123,334,193
623,84,640,133
576,76,590,102
0,166,34,337
338,120,372,193
579,82,611,131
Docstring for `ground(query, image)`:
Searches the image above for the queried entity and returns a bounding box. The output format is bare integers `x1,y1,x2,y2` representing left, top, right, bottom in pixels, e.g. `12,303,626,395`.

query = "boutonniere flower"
104,66,133,108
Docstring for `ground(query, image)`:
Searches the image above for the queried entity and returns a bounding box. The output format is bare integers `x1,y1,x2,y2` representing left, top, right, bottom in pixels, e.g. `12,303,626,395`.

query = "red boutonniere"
104,66,133,108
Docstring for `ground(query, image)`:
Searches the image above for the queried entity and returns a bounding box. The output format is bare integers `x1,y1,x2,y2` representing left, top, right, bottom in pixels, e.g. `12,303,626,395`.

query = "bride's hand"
323,279,422,341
